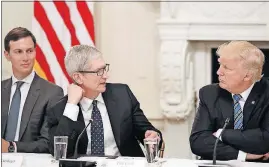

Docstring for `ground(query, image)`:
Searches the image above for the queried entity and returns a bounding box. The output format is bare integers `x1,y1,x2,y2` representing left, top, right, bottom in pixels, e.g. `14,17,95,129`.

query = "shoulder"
199,83,220,96
257,77,269,97
1,77,11,84
35,75,63,91
106,83,129,91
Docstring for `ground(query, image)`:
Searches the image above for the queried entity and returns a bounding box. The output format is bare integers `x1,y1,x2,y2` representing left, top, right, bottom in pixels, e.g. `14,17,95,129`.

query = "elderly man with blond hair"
190,41,269,162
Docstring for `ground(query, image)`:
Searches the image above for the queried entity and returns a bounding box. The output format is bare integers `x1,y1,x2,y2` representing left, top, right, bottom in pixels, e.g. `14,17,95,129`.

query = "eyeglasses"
78,64,110,76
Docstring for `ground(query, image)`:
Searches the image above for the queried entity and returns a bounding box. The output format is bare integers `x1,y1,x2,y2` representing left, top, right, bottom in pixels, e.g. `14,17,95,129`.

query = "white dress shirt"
63,94,121,156
215,83,255,161
9,71,35,142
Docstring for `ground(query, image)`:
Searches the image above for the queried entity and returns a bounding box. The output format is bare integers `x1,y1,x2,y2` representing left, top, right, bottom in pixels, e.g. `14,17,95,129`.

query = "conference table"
2,153,268,167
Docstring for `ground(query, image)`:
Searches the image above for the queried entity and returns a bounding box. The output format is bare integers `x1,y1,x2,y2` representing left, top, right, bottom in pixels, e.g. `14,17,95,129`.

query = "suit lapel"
77,105,88,154
217,88,234,129
1,78,12,137
19,74,40,140
243,81,263,128
102,86,122,148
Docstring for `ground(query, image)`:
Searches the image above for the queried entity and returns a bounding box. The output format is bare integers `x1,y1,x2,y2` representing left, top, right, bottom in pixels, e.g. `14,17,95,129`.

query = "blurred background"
2,0,269,159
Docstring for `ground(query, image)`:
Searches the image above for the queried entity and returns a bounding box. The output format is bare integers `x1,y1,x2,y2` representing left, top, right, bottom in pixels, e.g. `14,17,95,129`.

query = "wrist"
8,142,15,153
67,99,79,105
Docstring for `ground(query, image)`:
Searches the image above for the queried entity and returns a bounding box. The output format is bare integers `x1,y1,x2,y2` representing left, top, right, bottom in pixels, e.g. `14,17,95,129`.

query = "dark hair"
4,27,36,52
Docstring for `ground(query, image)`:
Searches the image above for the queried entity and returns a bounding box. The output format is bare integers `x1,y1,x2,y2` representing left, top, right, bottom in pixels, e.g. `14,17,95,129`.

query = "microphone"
197,118,231,167
213,118,230,165
73,119,93,159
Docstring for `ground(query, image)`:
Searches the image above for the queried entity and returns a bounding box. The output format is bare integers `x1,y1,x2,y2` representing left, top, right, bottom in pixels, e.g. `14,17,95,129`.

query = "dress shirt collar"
232,83,255,102
11,71,35,86
80,93,104,111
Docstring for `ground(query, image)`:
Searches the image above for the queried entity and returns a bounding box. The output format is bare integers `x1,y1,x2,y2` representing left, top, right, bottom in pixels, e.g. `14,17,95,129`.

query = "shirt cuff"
63,103,79,121
215,129,223,141
237,150,247,161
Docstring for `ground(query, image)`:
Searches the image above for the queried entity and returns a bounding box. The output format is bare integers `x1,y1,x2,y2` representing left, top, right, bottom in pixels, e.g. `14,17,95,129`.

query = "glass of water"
144,138,158,163
54,136,68,160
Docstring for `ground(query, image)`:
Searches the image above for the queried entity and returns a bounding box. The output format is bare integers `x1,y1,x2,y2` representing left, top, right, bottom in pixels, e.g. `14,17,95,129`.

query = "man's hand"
263,153,269,161
67,84,84,105
1,139,9,153
145,130,160,141
246,153,264,160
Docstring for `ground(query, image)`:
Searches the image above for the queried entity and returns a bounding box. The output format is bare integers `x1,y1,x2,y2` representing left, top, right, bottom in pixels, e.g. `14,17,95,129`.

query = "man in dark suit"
190,41,269,162
47,45,162,158
1,27,64,153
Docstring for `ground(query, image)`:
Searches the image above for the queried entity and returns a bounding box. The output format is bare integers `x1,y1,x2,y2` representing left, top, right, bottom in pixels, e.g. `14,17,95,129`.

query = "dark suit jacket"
47,83,162,158
190,78,269,161
1,73,64,153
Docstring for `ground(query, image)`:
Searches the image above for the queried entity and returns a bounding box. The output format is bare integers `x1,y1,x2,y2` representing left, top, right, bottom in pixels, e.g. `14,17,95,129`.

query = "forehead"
88,57,106,70
9,36,34,49
218,55,240,62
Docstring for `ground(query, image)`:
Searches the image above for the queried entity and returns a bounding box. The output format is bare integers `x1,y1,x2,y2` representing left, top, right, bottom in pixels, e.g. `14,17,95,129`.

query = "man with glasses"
190,41,269,162
47,45,162,158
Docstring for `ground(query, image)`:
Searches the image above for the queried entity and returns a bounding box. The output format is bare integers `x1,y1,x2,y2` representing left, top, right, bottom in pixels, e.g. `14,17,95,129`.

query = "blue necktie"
233,94,243,130
91,100,104,155
5,81,24,141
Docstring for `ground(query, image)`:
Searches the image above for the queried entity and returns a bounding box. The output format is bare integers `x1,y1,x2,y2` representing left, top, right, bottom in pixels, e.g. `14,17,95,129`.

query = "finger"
263,156,269,161
146,132,158,139
145,131,151,138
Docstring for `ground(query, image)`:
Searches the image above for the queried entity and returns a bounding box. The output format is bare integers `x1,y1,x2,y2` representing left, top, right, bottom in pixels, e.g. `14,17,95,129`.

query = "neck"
232,82,253,94
84,91,100,100
13,70,32,80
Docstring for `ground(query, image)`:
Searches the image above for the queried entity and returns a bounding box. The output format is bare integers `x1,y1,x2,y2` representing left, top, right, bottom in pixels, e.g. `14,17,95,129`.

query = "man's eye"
15,50,22,54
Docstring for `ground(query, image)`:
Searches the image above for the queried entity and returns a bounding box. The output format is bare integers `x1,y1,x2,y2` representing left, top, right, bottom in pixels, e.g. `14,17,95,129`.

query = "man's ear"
72,73,83,85
243,70,253,82
4,51,11,61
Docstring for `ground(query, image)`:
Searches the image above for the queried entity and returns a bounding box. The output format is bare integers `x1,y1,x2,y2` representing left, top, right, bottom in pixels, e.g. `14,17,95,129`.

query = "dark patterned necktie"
233,94,243,130
91,100,105,155
5,81,24,141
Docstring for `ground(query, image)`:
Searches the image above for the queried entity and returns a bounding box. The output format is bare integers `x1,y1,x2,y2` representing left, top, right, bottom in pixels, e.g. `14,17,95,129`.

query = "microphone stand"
73,119,93,159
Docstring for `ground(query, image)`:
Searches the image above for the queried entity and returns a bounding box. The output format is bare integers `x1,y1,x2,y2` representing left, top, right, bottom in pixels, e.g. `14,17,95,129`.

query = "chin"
98,87,106,93
219,82,226,89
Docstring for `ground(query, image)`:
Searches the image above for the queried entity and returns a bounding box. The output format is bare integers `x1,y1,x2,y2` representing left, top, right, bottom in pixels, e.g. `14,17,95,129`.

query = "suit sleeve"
189,88,239,160
47,104,81,158
222,105,269,154
15,86,64,153
125,85,163,146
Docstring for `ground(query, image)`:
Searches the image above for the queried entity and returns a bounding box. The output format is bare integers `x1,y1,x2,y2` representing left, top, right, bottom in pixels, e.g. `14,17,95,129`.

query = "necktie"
233,94,243,130
91,100,104,155
5,81,24,141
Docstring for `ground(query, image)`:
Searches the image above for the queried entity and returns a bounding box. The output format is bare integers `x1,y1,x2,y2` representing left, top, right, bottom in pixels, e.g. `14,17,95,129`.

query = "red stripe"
53,1,80,46
36,44,55,83
34,1,72,83
76,1,95,43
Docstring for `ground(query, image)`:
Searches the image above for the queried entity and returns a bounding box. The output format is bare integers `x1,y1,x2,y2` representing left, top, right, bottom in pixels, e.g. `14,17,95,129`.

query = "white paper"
2,154,23,167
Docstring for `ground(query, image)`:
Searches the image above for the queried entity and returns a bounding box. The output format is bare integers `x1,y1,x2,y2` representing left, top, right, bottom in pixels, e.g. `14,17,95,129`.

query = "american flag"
32,1,95,94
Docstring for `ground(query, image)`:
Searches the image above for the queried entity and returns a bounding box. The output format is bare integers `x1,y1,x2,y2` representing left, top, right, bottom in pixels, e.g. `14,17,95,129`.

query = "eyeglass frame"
78,64,110,76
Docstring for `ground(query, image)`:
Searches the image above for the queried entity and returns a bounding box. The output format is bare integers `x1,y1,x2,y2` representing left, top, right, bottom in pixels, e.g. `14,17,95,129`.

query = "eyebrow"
93,65,106,71
13,47,34,51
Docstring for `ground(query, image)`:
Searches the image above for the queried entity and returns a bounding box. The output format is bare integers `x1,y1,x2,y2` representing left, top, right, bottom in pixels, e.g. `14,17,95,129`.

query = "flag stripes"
33,1,95,93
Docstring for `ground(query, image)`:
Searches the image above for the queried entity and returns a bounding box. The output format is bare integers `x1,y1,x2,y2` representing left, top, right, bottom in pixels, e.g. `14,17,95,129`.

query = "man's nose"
102,70,109,79
217,66,223,76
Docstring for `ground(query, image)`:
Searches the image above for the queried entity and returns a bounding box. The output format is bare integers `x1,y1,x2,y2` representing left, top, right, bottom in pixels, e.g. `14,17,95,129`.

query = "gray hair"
64,45,102,76
217,41,265,82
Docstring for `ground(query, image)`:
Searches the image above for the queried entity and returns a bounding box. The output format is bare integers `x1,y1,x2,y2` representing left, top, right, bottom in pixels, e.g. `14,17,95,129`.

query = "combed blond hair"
216,41,264,82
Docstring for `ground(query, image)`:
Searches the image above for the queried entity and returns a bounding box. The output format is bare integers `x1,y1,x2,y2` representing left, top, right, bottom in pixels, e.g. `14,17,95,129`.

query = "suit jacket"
47,83,162,158
1,73,64,153
190,78,269,161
